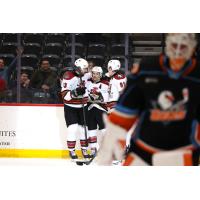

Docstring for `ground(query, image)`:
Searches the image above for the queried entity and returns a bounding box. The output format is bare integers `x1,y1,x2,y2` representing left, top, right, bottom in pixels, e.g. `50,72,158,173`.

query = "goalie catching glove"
97,115,127,165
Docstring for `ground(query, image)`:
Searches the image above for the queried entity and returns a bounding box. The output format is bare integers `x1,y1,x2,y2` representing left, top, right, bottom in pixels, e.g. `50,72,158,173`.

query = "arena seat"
65,43,85,56
44,43,63,56
111,44,125,56
21,54,39,68
23,43,41,56
45,33,66,44
42,54,61,67
3,33,18,43
88,44,106,56
24,34,44,45
87,55,104,66
63,54,81,66
0,42,17,55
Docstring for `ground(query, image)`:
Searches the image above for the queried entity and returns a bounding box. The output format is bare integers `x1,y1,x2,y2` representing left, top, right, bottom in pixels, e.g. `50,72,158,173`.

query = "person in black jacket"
30,59,58,103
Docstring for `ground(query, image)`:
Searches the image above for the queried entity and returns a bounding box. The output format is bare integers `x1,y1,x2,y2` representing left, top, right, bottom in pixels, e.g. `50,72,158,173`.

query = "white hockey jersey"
60,71,89,108
86,78,109,112
107,72,127,110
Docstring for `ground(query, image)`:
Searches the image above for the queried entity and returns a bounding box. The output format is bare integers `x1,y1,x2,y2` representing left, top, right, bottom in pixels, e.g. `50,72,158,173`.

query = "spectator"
30,59,57,103
0,58,17,86
88,60,95,72
10,72,32,103
0,78,7,103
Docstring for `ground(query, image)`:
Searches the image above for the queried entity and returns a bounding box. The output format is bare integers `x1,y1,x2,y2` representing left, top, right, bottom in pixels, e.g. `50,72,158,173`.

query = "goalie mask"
92,66,103,82
165,33,197,71
107,60,121,76
74,58,89,75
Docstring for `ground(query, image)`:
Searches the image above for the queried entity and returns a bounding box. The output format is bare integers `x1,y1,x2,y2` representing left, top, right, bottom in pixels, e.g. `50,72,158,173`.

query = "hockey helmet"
107,59,121,71
92,66,103,77
165,33,197,70
74,58,88,70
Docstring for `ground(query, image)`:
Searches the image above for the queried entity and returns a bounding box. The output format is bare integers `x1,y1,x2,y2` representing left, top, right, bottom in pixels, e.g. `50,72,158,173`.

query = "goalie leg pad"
123,153,149,166
152,150,193,166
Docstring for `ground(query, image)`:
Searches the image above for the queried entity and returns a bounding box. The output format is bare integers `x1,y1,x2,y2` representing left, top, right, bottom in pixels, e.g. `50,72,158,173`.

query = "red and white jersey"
84,72,92,80
86,78,109,112
107,72,127,110
60,71,89,108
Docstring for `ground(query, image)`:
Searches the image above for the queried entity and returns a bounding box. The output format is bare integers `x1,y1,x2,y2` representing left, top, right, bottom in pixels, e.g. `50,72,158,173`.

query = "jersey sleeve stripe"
115,104,139,115
60,90,70,99
109,111,138,130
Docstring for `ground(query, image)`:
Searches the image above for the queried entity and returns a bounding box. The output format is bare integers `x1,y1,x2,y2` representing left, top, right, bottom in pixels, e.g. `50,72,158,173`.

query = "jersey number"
63,83,67,88
120,82,126,88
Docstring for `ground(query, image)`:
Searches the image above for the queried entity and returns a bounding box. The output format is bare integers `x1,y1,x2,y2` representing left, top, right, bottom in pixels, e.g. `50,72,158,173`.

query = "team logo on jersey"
150,88,189,122
145,77,158,83
90,87,99,95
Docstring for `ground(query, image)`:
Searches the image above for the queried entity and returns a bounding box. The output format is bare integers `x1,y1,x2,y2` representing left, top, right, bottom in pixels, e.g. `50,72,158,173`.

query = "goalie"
98,33,200,166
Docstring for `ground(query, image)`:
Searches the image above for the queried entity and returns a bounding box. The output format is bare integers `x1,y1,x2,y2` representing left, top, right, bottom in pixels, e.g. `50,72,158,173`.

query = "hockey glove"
97,115,127,165
89,92,103,102
71,87,86,97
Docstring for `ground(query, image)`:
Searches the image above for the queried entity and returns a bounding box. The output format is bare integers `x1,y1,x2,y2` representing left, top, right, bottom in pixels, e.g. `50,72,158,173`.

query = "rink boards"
0,104,83,158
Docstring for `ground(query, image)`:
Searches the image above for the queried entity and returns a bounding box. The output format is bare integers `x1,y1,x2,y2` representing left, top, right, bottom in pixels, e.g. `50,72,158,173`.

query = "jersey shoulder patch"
63,71,75,80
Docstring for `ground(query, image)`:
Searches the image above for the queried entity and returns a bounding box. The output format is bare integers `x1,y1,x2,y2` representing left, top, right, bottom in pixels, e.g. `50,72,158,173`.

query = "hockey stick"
76,75,98,165
75,152,97,165
79,75,88,147
71,67,99,165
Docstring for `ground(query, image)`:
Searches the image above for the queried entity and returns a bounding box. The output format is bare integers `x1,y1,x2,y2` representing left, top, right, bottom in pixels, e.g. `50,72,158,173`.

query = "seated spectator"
30,59,58,103
9,72,32,103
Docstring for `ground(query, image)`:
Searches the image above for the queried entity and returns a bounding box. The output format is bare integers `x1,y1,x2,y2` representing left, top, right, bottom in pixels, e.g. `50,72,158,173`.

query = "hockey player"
60,58,90,159
86,66,109,157
98,33,200,166
106,60,127,113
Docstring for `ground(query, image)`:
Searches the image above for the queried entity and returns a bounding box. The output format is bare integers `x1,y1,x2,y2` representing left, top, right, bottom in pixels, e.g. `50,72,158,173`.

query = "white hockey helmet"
166,33,197,61
107,59,121,71
92,66,103,78
74,58,88,70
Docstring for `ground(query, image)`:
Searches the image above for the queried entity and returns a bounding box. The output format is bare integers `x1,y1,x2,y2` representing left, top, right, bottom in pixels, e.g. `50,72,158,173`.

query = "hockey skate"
81,148,90,159
89,147,97,158
69,150,78,159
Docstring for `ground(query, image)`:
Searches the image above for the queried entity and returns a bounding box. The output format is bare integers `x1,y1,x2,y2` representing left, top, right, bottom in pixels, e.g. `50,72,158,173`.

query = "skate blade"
71,158,90,166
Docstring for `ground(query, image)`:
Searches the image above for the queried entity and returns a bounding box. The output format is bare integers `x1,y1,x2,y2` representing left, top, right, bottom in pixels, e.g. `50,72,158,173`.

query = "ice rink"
0,158,101,200
0,157,88,166
0,158,199,200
